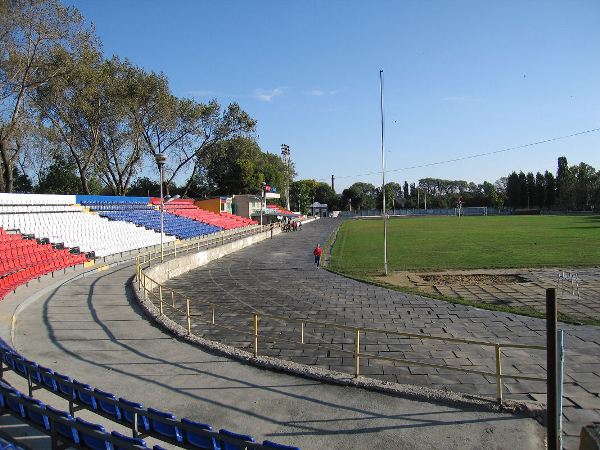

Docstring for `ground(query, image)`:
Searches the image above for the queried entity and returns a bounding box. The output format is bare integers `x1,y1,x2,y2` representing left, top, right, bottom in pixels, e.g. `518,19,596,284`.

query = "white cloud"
254,87,285,102
309,89,337,96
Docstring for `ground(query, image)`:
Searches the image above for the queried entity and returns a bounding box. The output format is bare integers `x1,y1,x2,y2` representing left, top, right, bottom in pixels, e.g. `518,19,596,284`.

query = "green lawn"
329,215,600,275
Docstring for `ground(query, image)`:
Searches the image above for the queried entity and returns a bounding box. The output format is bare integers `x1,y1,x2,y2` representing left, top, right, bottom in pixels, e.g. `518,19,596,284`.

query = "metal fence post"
495,344,503,404
211,305,215,324
171,290,175,307
547,288,558,450
174,241,177,257
354,328,361,377
186,298,191,334
159,285,163,315
142,275,147,300
301,321,305,344
558,330,564,450
253,314,259,357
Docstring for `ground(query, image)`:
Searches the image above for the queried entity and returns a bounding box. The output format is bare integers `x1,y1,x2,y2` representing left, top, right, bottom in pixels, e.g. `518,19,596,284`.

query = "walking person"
313,243,323,269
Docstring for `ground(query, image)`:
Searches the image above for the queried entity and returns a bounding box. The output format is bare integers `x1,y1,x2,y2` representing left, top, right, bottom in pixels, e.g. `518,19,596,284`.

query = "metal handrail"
135,228,547,405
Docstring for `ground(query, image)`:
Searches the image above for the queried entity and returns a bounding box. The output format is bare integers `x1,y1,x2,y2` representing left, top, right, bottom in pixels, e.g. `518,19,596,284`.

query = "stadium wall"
144,226,282,284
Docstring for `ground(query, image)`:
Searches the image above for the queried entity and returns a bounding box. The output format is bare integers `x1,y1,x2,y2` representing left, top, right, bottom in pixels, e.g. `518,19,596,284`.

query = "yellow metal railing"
135,231,547,405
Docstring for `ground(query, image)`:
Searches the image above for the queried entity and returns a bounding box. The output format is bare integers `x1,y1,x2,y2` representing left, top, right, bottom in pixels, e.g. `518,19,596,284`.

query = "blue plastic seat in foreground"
218,429,255,450
263,440,301,450
3,387,24,418
73,379,97,410
12,355,28,377
45,405,77,442
75,417,111,450
181,417,219,449
110,430,148,450
147,407,182,442
118,397,150,432
94,388,121,420
38,365,57,391
53,373,75,399
22,396,50,432
24,359,42,384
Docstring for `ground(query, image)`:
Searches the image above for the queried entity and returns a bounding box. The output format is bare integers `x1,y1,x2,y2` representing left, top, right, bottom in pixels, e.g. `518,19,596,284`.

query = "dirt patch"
420,273,528,284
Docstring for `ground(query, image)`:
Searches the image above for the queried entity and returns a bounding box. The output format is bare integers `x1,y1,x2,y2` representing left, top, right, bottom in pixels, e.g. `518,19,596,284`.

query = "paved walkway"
160,218,600,450
2,257,546,449
380,267,600,323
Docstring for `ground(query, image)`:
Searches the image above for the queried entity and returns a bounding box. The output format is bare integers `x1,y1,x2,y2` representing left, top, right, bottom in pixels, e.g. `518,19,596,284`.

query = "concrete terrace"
161,218,600,450
0,226,547,449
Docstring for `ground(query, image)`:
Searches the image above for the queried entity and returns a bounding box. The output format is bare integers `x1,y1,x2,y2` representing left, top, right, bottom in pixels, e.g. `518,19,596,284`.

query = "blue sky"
68,0,600,191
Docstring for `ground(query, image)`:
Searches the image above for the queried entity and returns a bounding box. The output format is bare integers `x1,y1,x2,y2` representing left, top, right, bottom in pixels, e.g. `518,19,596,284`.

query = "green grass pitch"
329,215,600,275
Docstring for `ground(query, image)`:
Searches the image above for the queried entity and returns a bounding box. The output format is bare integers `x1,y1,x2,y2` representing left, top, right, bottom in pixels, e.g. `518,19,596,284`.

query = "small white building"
310,202,328,217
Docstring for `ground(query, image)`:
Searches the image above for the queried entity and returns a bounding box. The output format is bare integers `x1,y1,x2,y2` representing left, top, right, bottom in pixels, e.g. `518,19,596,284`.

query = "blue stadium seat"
38,365,57,392
263,440,301,450
147,407,183,442
24,359,42,385
110,431,148,450
2,387,24,418
45,405,77,442
218,429,255,450
21,396,50,432
118,397,150,432
94,388,121,420
74,417,111,450
73,379,97,410
53,373,75,399
181,417,219,449
12,355,27,377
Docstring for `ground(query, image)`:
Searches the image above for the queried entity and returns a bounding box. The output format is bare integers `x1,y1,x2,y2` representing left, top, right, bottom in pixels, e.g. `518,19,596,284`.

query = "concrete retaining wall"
145,227,281,284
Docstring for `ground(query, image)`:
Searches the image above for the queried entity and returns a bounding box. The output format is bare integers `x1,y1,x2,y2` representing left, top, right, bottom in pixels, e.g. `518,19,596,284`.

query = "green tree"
544,171,556,207
0,0,96,192
192,137,287,197
341,182,376,211
35,153,81,194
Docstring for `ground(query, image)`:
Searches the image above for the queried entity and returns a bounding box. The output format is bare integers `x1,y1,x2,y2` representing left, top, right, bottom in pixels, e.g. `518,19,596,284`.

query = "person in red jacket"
313,243,323,269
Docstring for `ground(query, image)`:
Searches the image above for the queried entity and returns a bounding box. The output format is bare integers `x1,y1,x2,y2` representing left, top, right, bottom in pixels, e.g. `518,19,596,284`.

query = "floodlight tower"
380,70,388,276
281,144,291,211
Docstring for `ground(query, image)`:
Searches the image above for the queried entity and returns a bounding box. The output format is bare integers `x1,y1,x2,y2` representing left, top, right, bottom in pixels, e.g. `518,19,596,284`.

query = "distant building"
232,194,262,219
310,201,328,217
195,196,232,214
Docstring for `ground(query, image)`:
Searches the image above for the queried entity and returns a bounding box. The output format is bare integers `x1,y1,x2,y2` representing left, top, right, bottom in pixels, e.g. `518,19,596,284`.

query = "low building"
232,194,262,219
194,197,232,214
310,201,328,217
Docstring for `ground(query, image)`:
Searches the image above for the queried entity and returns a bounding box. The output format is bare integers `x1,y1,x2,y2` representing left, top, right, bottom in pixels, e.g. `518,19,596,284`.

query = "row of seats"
0,211,175,258
150,199,256,230
0,205,81,213
0,193,76,205
0,229,87,301
0,342,299,450
98,209,221,240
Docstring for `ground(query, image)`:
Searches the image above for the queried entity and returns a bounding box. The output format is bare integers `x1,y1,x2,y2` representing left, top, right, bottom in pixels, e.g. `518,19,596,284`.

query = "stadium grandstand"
0,192,299,449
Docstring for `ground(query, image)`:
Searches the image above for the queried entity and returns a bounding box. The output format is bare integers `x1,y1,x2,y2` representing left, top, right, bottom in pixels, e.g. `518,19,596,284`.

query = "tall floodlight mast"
380,70,388,276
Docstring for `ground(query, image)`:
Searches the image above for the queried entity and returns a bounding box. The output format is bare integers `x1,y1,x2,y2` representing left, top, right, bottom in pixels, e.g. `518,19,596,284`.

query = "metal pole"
495,344,503,404
380,69,388,276
186,298,191,334
253,314,259,357
354,328,361,377
546,288,558,450
159,165,164,262
557,330,564,450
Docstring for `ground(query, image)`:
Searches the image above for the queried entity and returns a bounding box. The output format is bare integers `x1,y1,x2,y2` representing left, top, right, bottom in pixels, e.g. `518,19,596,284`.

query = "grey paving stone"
161,218,600,450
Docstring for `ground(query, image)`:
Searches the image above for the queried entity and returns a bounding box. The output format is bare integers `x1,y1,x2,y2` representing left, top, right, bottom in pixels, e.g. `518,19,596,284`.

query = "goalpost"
455,206,488,216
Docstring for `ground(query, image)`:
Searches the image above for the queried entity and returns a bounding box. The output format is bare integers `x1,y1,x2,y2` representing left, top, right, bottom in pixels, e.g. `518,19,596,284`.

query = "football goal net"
455,206,488,216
